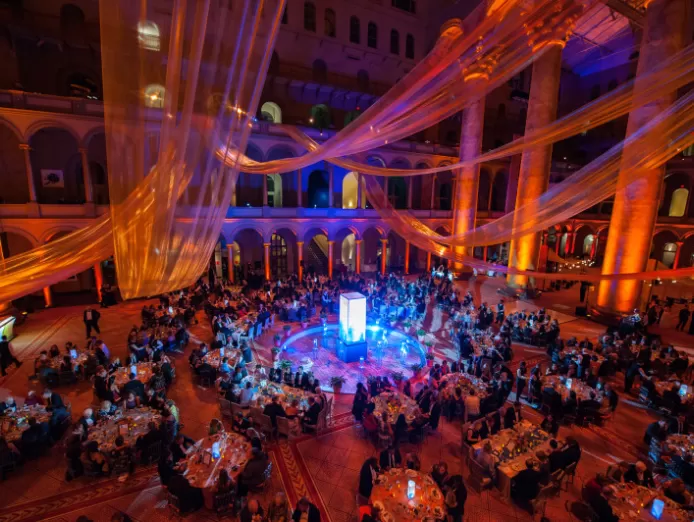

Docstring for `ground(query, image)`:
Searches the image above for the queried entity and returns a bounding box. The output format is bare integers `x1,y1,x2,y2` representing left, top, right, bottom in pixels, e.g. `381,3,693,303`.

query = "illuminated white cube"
339,292,366,345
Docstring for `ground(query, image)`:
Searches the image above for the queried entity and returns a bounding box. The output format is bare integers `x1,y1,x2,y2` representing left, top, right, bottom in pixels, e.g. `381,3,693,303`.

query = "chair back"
213,490,236,515
230,402,245,417
258,414,274,434
277,416,292,437
564,461,577,475
249,406,263,423
112,454,131,475
219,398,233,418
566,500,598,522
168,491,182,514
142,440,162,465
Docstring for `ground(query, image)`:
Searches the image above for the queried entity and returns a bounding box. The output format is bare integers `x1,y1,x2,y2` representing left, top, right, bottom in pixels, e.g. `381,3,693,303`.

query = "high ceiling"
564,3,640,76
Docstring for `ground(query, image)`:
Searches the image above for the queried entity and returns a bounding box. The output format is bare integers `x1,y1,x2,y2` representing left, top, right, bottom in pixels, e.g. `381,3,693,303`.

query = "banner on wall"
40,169,64,188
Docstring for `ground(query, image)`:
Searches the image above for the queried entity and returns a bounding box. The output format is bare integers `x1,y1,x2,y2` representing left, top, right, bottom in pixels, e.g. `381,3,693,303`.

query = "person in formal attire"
431,461,449,488
503,403,522,429
83,307,101,338
302,396,321,431
167,472,204,513
121,373,146,401
624,461,655,488
511,459,543,511
292,497,320,522
379,445,402,470
0,335,22,376
358,457,380,502
676,305,690,331
263,395,287,429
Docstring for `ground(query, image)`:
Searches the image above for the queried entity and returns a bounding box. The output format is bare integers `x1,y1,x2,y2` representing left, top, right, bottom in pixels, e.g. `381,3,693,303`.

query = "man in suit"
503,403,522,429
263,395,287,429
302,397,321,431
83,307,101,338
0,335,22,376
136,421,162,452
548,439,564,472
379,445,402,470
292,497,320,522
511,459,544,511
121,373,146,401
677,305,690,331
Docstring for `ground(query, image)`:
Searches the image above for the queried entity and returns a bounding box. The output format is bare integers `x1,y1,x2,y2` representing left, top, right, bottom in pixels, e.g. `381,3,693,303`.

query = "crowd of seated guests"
0,389,72,476
65,395,183,481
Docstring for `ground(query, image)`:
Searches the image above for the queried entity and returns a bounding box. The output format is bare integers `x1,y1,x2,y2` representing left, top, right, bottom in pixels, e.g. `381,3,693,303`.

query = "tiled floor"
0,275,688,521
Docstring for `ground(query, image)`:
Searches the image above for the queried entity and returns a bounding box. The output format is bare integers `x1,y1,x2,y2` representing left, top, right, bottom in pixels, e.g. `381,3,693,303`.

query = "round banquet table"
370,468,445,522
1,405,52,443
113,362,155,389
47,351,89,370
252,382,314,411
87,407,162,452
440,373,488,399
608,483,691,522
202,348,241,369
179,431,252,509
371,391,421,425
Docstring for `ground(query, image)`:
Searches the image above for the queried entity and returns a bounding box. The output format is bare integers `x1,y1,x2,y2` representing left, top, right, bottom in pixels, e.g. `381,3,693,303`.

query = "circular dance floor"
275,323,427,394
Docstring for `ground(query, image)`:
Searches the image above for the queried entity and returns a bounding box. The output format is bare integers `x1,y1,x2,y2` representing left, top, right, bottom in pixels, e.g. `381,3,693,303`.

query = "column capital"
380,238,388,243
676,241,684,247
18,143,31,151
263,242,271,247
355,239,363,244
327,240,335,245
226,243,233,250
296,241,304,246
78,147,88,154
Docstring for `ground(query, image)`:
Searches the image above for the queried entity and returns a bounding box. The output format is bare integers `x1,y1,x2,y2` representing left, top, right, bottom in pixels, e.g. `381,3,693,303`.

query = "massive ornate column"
404,241,411,275
673,241,684,270
380,238,388,275
357,174,363,209
597,0,689,313
297,241,304,280
227,244,234,282
426,252,432,272
94,262,103,302
327,240,334,279
507,43,564,288
79,148,94,203
43,286,53,308
297,169,303,207
355,240,362,274
263,242,271,280
19,144,37,203
452,80,486,271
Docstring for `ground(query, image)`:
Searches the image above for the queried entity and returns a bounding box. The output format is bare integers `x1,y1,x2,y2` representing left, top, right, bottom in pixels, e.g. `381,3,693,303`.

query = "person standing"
83,306,101,338
0,335,22,376
676,305,690,331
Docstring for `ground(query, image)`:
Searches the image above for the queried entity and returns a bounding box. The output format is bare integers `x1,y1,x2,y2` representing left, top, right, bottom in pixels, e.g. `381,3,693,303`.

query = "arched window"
367,22,378,49
438,182,451,210
304,2,316,32
344,109,361,126
260,101,282,123
144,84,165,108
669,187,689,217
342,172,358,208
387,177,407,209
390,29,400,55
308,170,329,207
583,234,594,255
324,8,336,37
350,16,360,44
663,242,678,267
405,33,414,59
309,104,331,129
137,20,160,51
267,174,283,207
270,233,288,277
312,59,327,83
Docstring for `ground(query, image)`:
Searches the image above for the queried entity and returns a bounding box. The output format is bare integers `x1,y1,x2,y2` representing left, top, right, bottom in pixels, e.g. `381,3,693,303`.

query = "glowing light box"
338,292,367,363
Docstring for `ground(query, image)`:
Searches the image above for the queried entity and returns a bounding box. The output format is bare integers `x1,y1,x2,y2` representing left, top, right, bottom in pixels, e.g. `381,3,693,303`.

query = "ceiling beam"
605,0,645,27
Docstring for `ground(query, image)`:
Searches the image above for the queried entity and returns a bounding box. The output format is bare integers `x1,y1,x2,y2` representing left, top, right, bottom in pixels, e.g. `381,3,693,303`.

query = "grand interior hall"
1,0,694,521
